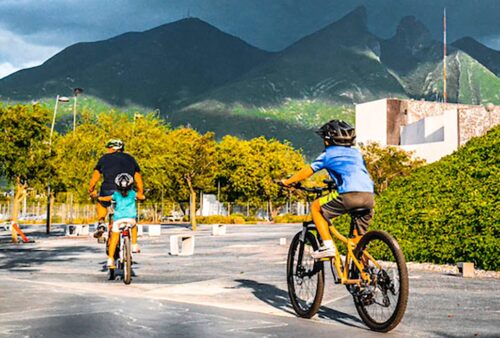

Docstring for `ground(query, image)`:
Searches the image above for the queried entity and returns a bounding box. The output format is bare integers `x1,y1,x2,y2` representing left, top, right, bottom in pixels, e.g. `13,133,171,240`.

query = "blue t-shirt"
310,146,374,194
112,190,137,221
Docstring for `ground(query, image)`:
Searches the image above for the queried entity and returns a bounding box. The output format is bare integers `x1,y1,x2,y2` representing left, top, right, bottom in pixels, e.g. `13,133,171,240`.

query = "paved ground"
0,224,499,338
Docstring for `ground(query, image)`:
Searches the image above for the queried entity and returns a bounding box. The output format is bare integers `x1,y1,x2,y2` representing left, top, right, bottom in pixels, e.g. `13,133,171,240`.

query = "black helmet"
316,120,356,146
106,139,125,151
114,173,134,191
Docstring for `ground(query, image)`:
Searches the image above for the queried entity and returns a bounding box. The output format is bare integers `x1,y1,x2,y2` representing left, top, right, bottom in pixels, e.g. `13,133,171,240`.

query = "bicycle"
108,218,135,285
283,181,409,332
95,198,135,285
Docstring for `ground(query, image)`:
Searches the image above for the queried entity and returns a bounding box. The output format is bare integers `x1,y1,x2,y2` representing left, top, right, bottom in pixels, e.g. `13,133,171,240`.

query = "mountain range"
0,6,498,156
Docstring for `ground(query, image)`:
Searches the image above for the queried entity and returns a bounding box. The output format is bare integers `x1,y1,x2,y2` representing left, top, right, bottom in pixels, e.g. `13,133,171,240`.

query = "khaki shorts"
319,191,375,235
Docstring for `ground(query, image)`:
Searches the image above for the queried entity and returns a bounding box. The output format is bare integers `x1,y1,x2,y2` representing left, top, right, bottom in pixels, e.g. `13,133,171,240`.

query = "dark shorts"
98,189,116,208
319,191,375,235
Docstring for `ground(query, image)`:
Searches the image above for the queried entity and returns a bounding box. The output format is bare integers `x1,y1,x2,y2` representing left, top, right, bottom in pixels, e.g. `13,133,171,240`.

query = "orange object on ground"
12,223,32,243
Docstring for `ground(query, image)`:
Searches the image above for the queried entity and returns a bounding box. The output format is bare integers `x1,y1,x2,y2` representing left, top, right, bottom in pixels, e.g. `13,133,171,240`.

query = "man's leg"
93,202,108,238
131,226,140,253
107,228,119,268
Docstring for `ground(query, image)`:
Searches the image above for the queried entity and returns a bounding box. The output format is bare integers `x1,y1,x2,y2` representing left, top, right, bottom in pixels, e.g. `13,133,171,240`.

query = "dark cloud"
0,0,498,78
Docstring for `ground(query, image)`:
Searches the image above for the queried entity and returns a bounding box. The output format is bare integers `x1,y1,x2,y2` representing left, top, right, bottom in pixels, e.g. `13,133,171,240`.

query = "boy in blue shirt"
99,173,144,268
282,120,375,259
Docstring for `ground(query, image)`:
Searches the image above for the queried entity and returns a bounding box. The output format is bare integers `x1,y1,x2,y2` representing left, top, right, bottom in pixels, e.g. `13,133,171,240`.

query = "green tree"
162,128,216,231
360,143,426,194
0,104,52,242
216,136,304,218
54,111,171,206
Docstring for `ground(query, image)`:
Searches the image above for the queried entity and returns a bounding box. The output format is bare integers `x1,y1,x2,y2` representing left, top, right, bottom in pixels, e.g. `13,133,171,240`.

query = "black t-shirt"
95,152,140,191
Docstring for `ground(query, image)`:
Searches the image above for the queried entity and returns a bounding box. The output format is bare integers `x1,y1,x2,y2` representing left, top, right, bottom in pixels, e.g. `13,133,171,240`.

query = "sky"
1,0,499,79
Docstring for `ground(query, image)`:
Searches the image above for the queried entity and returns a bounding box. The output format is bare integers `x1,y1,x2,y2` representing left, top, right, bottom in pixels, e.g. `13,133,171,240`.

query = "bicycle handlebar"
277,179,337,197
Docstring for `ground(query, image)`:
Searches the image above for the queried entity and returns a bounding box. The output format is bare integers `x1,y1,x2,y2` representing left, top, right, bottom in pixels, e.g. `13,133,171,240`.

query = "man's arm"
88,170,101,197
134,172,144,199
283,166,314,186
97,195,112,202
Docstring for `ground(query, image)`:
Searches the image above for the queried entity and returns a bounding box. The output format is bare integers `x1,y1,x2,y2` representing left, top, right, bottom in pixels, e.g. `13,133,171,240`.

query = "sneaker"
311,246,336,259
132,244,141,253
106,258,116,269
93,223,106,239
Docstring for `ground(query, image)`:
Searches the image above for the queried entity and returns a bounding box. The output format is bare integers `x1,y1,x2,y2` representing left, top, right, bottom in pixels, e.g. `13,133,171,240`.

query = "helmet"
316,120,356,146
114,173,134,191
106,139,124,151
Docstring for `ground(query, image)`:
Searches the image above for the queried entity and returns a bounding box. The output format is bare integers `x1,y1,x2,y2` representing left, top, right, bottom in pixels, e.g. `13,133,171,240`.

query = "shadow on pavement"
0,244,101,272
235,279,295,315
235,278,365,329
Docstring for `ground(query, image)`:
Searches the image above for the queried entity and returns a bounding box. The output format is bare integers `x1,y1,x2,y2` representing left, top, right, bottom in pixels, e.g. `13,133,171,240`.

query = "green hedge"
369,126,499,270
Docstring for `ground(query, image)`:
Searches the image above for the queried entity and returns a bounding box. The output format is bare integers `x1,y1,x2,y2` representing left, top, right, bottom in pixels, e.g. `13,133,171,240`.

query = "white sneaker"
311,246,336,259
106,258,115,269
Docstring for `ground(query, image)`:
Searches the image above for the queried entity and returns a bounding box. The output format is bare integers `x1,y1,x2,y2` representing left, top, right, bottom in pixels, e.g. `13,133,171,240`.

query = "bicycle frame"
118,223,132,263
301,220,379,286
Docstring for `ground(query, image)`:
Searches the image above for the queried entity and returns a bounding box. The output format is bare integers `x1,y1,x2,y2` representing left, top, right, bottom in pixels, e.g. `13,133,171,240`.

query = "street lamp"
46,95,70,234
73,88,83,132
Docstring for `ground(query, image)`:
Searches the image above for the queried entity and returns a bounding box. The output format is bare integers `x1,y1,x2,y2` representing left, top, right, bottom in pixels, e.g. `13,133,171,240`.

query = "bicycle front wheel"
123,236,132,285
351,230,409,332
287,231,324,318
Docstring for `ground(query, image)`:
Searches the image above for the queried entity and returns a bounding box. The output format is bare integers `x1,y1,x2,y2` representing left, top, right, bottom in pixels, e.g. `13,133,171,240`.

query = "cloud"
0,28,59,78
479,35,500,51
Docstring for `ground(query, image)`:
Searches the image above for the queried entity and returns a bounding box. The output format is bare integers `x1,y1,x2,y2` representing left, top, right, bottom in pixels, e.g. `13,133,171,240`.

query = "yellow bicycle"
285,182,409,332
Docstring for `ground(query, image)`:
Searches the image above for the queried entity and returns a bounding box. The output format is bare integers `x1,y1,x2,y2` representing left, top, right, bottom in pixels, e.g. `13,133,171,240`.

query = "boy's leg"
311,199,333,242
310,192,347,259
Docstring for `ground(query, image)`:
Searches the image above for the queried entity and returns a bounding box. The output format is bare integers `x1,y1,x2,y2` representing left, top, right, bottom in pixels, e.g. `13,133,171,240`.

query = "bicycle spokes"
351,231,408,332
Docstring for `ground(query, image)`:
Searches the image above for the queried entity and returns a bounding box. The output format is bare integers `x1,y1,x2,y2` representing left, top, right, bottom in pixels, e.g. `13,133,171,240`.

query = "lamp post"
72,88,83,132
46,95,70,234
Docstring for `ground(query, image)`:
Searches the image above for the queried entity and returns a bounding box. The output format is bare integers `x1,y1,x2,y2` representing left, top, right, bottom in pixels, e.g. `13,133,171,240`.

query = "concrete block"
65,224,79,237
80,224,90,236
212,224,226,236
279,238,287,246
148,224,161,236
457,262,475,278
170,234,195,256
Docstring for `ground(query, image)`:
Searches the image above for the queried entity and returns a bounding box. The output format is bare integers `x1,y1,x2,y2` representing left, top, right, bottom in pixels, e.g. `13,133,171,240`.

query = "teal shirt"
112,190,137,221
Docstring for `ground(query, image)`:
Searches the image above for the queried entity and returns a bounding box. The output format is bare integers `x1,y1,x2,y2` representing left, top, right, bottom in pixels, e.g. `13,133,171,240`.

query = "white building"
356,98,499,163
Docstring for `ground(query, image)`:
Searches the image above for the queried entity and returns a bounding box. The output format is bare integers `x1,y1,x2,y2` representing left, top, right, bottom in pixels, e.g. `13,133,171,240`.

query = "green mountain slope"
452,37,500,76
422,51,500,104
0,18,273,110
374,126,500,270
188,7,406,108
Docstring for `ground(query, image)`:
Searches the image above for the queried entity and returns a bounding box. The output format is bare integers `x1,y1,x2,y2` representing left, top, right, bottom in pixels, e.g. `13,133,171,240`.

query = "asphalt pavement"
0,223,499,338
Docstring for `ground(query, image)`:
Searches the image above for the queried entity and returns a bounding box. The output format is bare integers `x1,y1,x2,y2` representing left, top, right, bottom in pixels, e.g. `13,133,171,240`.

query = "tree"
360,143,426,194
162,129,216,231
216,136,304,218
0,104,52,242
54,111,172,223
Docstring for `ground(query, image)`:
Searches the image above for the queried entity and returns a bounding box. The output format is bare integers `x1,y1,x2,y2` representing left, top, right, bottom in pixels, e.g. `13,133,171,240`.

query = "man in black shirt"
88,139,144,252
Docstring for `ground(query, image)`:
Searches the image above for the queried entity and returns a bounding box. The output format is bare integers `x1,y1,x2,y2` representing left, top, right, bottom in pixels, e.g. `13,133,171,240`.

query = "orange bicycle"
285,182,409,332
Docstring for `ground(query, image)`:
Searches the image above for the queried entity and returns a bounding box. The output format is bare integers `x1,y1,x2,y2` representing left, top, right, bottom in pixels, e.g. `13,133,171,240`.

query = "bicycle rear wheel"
351,230,409,332
123,236,132,285
287,231,324,318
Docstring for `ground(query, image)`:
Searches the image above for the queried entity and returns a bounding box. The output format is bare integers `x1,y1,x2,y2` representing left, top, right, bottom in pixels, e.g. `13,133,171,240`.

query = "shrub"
371,126,499,270
274,213,309,223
